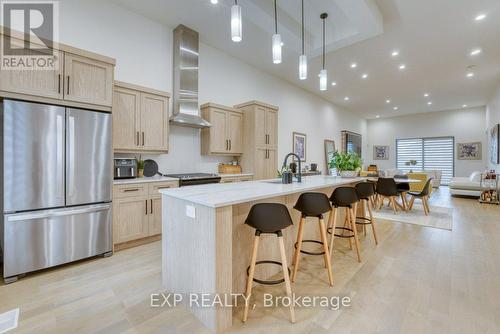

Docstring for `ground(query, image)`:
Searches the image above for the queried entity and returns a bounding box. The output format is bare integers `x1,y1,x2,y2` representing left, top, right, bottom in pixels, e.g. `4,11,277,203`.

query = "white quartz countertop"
159,175,365,208
114,176,179,185
218,173,254,178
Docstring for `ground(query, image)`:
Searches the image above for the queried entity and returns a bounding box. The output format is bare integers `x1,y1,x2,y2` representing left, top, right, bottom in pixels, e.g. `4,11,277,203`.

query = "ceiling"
112,0,500,119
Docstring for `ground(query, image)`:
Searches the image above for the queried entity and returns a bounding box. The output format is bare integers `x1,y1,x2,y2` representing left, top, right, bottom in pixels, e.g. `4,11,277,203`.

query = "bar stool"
291,192,334,287
242,203,295,323
327,187,362,263
355,182,378,245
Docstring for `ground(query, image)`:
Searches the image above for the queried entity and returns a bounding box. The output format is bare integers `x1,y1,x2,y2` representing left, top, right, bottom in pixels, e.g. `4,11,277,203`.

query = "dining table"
368,177,423,211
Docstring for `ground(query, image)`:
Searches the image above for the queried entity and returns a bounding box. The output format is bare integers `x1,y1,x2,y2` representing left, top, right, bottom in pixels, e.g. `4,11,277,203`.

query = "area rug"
372,201,453,230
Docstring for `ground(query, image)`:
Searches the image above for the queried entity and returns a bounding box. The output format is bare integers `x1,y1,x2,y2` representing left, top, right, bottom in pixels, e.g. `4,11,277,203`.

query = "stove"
164,173,221,187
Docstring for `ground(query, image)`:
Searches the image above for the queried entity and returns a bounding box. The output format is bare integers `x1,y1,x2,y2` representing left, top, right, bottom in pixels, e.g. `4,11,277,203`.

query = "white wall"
366,108,487,177
59,0,366,174
486,82,500,171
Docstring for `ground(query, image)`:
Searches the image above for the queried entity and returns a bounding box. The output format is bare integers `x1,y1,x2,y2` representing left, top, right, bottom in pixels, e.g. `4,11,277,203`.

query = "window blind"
396,137,454,185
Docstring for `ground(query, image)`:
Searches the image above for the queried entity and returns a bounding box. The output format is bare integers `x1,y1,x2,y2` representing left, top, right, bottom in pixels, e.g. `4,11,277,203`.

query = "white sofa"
449,171,482,197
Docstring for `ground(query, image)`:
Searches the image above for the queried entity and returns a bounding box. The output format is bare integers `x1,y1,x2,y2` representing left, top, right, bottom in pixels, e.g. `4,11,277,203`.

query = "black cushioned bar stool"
355,182,378,245
291,193,334,287
327,187,362,263
243,203,295,323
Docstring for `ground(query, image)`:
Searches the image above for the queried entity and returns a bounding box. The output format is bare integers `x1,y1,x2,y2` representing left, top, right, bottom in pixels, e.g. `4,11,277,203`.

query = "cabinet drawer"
148,181,178,195
113,183,148,199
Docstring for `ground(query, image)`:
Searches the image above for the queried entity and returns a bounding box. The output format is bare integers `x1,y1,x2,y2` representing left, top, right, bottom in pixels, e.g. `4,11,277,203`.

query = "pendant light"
231,0,242,42
299,0,307,80
272,0,282,64
319,13,328,91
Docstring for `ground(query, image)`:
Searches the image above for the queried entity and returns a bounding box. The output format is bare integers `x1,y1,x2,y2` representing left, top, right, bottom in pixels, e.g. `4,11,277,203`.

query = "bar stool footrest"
294,240,325,255
355,216,372,225
327,226,355,238
246,261,291,285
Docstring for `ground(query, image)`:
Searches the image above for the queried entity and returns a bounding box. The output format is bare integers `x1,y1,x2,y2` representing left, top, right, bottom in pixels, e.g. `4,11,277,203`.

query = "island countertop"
159,175,366,208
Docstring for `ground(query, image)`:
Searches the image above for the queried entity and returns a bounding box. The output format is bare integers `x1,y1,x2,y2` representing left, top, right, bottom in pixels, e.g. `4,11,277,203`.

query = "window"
396,137,454,185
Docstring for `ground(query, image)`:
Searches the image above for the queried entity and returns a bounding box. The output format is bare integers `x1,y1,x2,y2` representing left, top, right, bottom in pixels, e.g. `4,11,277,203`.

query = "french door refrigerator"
1,99,112,283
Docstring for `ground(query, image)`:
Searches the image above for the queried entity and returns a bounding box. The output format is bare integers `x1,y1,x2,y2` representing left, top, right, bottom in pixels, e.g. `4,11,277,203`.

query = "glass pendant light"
231,0,242,42
299,0,307,80
319,13,328,91
272,0,282,64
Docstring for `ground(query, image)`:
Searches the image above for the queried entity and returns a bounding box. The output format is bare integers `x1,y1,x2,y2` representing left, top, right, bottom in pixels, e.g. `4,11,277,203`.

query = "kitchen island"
160,175,366,332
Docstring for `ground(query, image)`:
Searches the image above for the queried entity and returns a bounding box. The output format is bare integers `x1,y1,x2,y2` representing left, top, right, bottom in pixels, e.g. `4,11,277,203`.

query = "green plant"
136,155,145,170
277,166,290,178
329,151,362,171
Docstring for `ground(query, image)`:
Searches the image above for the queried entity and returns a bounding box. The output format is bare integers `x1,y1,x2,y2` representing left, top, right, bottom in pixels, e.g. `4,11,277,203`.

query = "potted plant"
136,155,145,178
329,152,362,178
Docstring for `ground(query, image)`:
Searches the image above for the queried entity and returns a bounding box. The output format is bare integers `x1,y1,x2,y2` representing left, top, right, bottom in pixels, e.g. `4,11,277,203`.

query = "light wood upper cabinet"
0,31,115,111
0,36,64,100
113,81,170,153
201,103,243,155
140,93,169,152
234,101,279,180
113,87,140,150
64,53,114,107
227,111,243,154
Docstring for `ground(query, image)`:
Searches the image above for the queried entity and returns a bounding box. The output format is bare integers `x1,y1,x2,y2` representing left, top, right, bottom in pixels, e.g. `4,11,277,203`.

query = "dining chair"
376,178,399,214
408,178,433,215
394,174,410,211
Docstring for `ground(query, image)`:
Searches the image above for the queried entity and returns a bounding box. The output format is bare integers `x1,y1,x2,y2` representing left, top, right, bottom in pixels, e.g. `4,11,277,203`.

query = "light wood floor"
1,187,499,333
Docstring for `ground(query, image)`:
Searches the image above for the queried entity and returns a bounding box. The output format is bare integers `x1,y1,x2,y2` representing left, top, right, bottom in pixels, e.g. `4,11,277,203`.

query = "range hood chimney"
170,24,211,128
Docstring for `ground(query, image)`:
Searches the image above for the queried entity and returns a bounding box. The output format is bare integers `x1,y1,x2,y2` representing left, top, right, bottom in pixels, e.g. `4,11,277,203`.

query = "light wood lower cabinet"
219,175,253,183
113,180,178,247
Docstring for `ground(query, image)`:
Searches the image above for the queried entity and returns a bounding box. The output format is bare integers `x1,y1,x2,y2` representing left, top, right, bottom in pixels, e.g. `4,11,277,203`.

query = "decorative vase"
138,169,144,178
340,170,357,178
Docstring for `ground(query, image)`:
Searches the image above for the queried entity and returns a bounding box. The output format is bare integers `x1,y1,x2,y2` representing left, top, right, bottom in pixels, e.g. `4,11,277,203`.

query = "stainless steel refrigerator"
1,99,112,283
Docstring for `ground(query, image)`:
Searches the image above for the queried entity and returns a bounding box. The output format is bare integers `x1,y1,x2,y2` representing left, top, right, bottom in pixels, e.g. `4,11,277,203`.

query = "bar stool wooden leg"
243,234,260,322
329,208,338,259
291,217,305,283
277,235,295,323
318,217,334,286
344,208,352,250
349,206,362,263
367,198,378,245
362,200,367,236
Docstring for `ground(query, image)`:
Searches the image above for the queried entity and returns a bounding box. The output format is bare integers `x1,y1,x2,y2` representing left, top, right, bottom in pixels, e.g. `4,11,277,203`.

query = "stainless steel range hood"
170,24,211,128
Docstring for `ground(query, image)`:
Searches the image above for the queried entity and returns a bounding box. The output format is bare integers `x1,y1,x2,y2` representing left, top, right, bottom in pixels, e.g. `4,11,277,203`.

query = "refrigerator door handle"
56,114,64,200
7,204,111,222
68,115,76,198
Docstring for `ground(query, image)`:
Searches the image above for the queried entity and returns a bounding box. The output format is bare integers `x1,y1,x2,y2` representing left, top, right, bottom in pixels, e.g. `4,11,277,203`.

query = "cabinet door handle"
150,199,153,214
58,74,61,94
142,132,145,146
229,139,231,151
66,76,70,95
145,199,148,215
123,188,139,192
226,139,229,151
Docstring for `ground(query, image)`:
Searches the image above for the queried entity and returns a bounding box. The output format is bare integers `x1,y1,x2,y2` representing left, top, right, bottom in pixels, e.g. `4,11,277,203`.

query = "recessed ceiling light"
280,42,285,46
462,104,468,108
424,93,430,98
386,99,391,104
376,115,380,118
361,73,368,79
467,72,475,78
331,81,337,86
475,14,486,21
350,63,357,69
393,106,399,111
399,64,407,70
470,48,482,56
427,101,433,105
391,50,399,57
344,96,350,101
210,0,218,4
